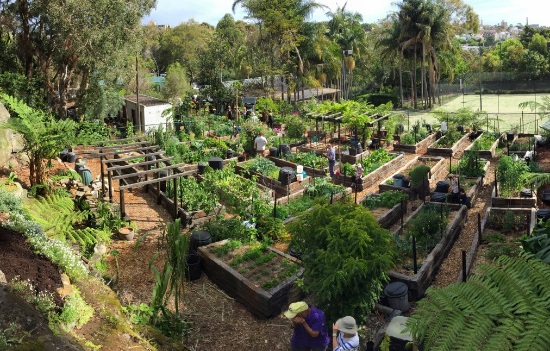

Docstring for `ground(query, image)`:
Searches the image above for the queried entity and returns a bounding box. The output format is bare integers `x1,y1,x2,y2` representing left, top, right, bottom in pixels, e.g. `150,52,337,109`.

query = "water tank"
208,157,224,170
384,282,409,312
435,181,450,193
279,144,291,157
190,230,212,253
393,174,405,187
278,167,296,185
75,161,86,174
269,147,279,157
78,166,93,186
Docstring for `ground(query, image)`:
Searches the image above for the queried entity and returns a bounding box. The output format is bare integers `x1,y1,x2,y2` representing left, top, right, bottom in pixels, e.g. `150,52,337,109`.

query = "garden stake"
449,155,452,172
354,184,358,204
108,169,113,203
330,191,333,204
462,250,467,282
477,213,482,245
173,177,178,219
119,183,125,220
494,169,498,197
273,193,277,218
100,148,106,195
400,199,404,232
412,235,418,274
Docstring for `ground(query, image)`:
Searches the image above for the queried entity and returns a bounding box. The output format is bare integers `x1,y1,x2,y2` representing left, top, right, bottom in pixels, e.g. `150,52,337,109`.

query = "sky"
142,0,550,28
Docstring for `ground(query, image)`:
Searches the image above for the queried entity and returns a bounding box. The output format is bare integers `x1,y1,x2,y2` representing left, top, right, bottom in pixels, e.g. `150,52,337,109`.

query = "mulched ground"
1,140,548,350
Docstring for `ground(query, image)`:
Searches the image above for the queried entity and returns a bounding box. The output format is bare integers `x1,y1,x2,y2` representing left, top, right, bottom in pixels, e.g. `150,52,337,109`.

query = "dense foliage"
288,203,396,323
497,155,530,197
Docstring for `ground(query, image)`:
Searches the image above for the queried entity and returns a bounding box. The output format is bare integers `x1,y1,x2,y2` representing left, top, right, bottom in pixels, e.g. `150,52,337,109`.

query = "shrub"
288,203,395,323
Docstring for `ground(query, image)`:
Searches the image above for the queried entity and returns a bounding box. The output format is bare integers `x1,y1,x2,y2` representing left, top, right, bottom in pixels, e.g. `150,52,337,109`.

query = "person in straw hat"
284,301,330,351
332,316,359,351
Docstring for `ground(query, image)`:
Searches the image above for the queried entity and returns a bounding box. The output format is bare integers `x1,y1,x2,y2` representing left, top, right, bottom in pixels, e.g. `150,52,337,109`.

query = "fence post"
413,235,418,274
478,213,482,245
494,169,498,197
462,250,467,282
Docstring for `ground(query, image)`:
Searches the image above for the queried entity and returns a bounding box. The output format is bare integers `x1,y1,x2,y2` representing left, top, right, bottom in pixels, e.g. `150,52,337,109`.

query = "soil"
1,140,548,350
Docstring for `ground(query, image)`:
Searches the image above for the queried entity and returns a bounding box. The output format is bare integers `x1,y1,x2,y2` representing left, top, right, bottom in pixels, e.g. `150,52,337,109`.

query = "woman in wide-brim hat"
332,316,359,351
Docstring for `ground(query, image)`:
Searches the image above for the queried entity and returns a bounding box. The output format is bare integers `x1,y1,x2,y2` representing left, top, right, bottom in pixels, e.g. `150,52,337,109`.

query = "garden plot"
267,152,328,178
466,207,535,276
235,157,309,197
426,130,473,157
387,202,468,298
463,132,504,159
379,156,446,195
507,133,536,158
393,130,438,154
332,149,406,191
297,142,370,164
492,155,537,208
198,240,303,319
362,191,409,229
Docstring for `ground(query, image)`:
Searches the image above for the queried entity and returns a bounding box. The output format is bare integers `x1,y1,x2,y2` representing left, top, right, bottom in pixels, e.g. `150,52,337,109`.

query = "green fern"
406,253,550,351
26,193,109,248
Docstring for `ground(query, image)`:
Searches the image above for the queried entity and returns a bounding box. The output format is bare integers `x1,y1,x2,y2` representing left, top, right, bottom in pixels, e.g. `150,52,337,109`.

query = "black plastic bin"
190,230,212,253
384,282,410,312
185,254,202,281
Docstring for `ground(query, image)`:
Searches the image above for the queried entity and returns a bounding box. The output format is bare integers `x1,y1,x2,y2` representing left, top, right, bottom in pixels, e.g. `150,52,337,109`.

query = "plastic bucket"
185,254,202,281
384,282,410,312
393,174,405,187
296,165,303,174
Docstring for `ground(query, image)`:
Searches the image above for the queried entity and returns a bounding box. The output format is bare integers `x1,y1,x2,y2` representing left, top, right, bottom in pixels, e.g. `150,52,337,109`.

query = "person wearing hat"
332,316,359,351
448,173,459,202
351,163,363,185
285,301,330,351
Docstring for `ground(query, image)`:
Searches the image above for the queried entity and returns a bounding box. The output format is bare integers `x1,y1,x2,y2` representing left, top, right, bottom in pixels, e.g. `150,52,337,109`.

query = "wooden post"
273,191,277,218
412,235,418,274
108,170,113,203
449,154,452,172
330,191,333,204
462,250,467,282
119,180,125,220
354,183,358,204
477,213,482,245
173,177,178,219
156,161,161,205
100,148,105,196
494,169,498,197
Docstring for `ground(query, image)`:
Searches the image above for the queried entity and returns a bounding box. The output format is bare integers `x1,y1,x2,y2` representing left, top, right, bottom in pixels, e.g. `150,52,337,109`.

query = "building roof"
124,94,170,107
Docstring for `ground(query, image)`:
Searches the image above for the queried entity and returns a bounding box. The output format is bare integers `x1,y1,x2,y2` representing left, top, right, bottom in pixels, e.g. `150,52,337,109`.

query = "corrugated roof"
124,94,170,107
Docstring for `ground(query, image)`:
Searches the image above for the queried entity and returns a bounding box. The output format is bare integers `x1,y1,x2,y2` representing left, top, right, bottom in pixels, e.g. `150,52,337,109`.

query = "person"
440,121,448,134
267,110,274,129
408,158,431,204
325,144,336,178
332,316,360,351
459,188,470,208
254,131,268,156
448,174,459,202
352,163,363,184
250,112,259,123
261,110,268,123
227,105,233,120
285,301,330,351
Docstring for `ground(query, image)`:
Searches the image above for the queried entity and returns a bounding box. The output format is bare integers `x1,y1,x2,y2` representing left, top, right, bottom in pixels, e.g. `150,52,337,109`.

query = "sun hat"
447,173,454,178
284,301,308,319
336,316,358,334
356,163,363,168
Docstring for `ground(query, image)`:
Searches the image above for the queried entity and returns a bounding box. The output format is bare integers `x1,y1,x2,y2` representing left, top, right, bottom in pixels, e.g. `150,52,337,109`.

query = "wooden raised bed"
463,132,503,159
234,165,306,197
296,143,371,164
491,185,536,208
507,133,535,158
374,201,408,229
266,156,328,178
393,133,438,154
459,207,536,282
333,153,406,191
378,156,446,195
198,240,304,319
388,203,468,298
427,132,471,157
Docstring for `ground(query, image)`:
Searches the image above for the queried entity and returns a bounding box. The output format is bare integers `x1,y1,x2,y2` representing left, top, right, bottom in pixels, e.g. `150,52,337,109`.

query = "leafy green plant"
471,132,500,151
522,232,550,264
406,253,550,351
285,152,328,168
0,322,29,350
435,129,463,148
241,157,279,178
485,244,521,260
303,177,346,198
497,155,530,197
457,151,486,177
403,204,449,256
360,148,395,174
122,303,155,325
288,203,396,323
166,176,218,214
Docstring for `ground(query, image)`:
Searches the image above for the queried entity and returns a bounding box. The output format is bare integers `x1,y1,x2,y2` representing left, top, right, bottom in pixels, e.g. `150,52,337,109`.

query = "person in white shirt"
332,316,359,351
254,131,268,156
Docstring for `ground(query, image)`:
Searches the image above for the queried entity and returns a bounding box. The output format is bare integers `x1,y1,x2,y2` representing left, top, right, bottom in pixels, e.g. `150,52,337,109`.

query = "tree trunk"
413,42,418,109
399,53,404,108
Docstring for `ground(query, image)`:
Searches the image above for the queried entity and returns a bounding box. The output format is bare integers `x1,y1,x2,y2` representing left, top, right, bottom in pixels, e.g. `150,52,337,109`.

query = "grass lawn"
397,93,550,134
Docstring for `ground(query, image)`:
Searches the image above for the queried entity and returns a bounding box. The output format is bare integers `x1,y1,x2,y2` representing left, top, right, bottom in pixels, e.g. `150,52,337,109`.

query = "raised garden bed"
393,133,438,154
333,153,406,191
427,132,472,157
388,203,468,298
508,133,535,158
266,155,328,178
378,156,446,195
463,132,504,159
491,184,536,208
235,164,306,197
461,207,535,281
198,240,304,319
362,192,409,229
296,143,371,164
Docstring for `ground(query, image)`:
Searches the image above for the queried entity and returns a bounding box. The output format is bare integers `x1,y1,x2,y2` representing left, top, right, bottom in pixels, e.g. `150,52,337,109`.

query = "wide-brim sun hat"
284,301,308,319
447,173,454,178
336,316,357,334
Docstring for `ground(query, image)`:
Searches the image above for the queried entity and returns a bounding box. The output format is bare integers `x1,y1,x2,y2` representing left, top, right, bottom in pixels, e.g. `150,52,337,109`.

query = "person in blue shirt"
332,316,359,351
325,144,336,178
285,301,330,351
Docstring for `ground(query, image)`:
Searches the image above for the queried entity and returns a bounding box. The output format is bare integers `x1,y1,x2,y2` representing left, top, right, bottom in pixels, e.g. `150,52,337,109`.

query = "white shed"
121,94,172,132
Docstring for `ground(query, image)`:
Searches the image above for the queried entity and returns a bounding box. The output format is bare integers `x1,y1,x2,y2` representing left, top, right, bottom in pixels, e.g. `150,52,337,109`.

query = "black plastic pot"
278,167,296,185
506,132,515,142
225,149,235,159
542,190,550,206
198,162,207,175
185,254,202,281
208,157,224,170
190,230,212,253
279,144,291,157
269,147,279,157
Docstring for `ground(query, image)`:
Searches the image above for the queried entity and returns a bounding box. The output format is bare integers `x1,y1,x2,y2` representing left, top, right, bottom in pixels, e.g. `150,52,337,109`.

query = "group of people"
226,105,274,128
285,301,359,351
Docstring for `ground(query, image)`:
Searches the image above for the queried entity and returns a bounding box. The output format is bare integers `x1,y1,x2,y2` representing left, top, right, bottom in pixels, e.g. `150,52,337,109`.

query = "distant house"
119,94,172,132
